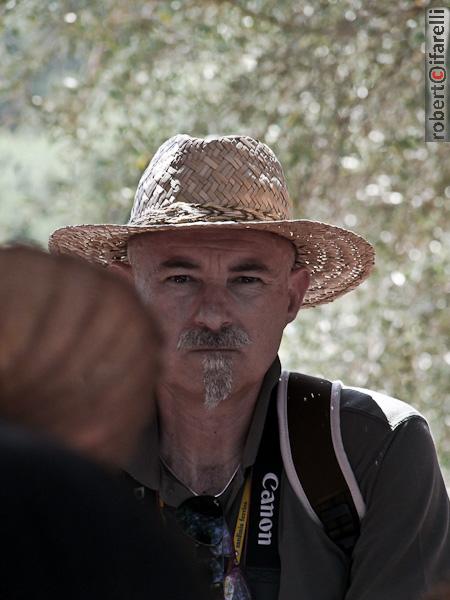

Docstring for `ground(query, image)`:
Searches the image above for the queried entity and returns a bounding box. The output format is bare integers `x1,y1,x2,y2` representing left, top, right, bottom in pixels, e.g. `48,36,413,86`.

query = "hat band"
129,201,288,227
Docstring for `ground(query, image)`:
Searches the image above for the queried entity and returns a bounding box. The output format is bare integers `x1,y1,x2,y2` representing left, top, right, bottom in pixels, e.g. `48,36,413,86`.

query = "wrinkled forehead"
128,228,296,266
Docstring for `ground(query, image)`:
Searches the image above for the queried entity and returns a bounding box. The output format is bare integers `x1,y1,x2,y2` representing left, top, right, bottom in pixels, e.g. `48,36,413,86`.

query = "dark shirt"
127,357,450,599
0,422,208,600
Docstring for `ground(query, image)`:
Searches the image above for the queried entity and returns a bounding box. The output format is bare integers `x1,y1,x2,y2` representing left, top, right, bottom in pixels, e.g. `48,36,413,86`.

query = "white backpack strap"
330,380,366,520
277,370,366,525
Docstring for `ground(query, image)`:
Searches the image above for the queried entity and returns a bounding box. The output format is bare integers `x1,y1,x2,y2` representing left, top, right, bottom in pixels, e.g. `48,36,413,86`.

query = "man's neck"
156,380,261,496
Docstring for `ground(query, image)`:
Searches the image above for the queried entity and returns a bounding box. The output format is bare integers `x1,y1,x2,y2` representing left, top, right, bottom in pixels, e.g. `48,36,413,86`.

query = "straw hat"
49,134,375,308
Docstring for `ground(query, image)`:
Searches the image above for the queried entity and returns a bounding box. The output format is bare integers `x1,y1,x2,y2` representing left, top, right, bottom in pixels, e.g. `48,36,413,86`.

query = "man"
0,246,208,599
50,134,450,599
426,582,450,600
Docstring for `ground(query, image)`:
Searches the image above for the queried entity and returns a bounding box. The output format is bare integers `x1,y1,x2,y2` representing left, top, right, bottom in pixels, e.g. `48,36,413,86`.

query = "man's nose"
192,285,233,331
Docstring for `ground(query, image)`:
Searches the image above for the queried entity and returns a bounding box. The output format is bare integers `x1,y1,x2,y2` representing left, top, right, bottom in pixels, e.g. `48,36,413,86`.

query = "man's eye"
167,275,192,284
236,276,261,284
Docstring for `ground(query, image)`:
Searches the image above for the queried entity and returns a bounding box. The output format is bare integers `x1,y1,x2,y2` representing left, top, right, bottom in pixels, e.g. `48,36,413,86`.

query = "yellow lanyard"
233,474,251,565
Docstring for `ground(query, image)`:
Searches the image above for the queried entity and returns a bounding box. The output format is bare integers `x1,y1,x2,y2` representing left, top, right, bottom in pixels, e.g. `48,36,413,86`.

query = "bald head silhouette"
0,245,162,467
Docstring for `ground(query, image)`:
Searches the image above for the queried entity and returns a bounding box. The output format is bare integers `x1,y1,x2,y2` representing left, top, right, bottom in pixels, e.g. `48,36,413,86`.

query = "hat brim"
48,219,375,308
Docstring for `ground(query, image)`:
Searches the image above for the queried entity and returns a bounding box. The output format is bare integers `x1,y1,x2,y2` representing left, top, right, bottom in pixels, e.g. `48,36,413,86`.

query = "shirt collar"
126,356,282,491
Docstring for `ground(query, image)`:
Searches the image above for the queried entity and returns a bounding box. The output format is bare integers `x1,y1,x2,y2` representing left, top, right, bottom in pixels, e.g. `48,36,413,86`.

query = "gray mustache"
177,327,251,350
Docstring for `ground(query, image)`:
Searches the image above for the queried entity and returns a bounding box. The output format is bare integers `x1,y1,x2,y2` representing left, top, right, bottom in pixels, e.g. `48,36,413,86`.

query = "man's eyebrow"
158,258,200,270
157,257,272,273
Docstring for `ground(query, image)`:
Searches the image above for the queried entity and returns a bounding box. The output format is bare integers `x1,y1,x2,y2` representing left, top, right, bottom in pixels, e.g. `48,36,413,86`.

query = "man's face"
125,229,309,408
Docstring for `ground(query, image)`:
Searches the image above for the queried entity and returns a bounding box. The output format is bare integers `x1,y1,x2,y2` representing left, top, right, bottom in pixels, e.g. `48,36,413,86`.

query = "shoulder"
282,372,433,495
339,384,424,431
0,420,119,499
337,383,429,467
335,384,436,500
0,422,149,543
283,370,426,431
0,422,209,600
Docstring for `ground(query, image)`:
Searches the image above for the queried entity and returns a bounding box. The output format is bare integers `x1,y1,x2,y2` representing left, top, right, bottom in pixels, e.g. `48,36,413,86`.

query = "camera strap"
244,387,282,573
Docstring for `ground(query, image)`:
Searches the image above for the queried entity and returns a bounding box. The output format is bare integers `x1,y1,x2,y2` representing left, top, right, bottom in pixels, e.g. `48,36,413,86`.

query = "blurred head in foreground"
0,245,162,468
426,581,450,600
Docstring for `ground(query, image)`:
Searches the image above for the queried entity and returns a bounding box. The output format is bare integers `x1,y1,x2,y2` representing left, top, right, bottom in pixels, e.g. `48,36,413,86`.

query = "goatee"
202,352,233,409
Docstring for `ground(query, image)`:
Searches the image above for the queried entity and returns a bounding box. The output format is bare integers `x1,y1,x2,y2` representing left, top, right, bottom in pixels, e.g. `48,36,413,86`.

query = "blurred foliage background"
0,0,449,482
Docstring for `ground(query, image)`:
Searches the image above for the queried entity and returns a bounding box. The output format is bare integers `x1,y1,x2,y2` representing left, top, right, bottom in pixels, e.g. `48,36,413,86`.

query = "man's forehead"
129,228,295,258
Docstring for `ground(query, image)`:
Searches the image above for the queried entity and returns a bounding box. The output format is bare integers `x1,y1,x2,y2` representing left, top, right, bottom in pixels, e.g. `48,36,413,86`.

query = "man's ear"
286,267,310,324
107,262,134,285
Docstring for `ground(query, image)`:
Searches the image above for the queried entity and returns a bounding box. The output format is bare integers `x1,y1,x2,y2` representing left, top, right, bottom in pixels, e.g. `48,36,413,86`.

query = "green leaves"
1,0,448,481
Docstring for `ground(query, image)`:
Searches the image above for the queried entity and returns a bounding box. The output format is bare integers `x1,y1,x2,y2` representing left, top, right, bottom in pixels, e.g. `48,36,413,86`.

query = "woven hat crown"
130,134,294,226
48,133,375,308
